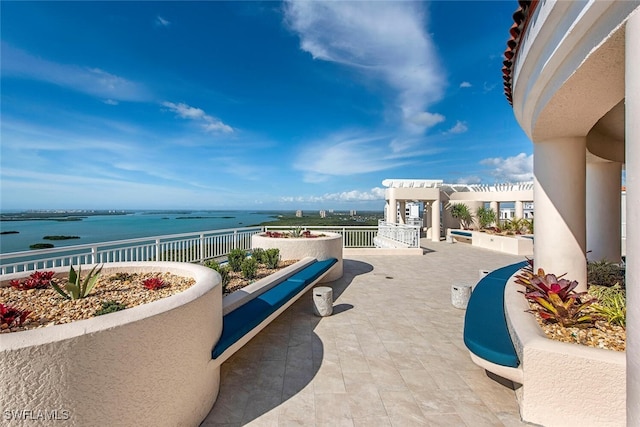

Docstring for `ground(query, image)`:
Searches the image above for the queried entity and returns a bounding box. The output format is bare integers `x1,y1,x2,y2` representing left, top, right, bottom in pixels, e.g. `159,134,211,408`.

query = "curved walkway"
202,240,533,426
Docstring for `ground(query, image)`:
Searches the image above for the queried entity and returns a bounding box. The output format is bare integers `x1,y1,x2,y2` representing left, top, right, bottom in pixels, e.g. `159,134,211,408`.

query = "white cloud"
408,112,445,129
284,1,444,133
1,42,152,102
162,101,233,133
480,153,533,182
455,176,482,185
460,81,472,88
294,131,434,182
156,16,170,27
446,121,468,134
281,187,386,204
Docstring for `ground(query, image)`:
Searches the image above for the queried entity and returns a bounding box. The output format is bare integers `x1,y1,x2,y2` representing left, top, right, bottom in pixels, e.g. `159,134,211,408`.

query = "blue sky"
1,1,533,211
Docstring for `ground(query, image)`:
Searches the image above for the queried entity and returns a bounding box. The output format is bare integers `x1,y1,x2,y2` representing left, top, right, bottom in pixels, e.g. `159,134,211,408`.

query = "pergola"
381,179,534,241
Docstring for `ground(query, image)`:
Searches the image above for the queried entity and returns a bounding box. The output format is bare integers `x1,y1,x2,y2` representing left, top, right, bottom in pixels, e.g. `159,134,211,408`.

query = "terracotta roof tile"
503,1,540,106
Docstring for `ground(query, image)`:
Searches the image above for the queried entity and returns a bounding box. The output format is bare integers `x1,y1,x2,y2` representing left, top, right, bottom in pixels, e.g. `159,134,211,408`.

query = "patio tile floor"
202,240,535,426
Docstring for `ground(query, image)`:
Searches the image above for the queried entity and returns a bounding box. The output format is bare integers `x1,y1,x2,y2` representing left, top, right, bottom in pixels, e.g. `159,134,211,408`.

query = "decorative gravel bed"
1,272,196,333
1,260,299,334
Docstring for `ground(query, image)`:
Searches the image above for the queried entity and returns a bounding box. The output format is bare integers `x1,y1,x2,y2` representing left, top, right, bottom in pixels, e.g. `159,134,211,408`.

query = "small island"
0,230,19,235
43,235,80,241
29,243,55,250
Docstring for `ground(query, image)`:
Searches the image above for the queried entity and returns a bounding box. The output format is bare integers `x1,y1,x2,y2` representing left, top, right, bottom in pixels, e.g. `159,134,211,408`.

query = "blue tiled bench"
451,230,472,238
212,258,338,361
463,261,527,379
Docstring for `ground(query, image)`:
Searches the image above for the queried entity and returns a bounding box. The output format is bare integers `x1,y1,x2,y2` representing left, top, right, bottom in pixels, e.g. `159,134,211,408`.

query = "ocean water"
0,210,281,254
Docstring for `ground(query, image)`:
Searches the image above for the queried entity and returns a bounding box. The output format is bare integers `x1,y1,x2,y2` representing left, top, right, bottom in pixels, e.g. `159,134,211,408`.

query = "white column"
431,198,441,242
534,137,587,291
586,161,622,262
387,197,397,224
489,201,499,225
515,200,524,219
398,201,406,224
626,10,640,426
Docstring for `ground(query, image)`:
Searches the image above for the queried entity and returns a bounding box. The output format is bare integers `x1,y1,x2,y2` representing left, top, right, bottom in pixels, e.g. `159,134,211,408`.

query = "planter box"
252,231,343,282
0,262,222,427
472,231,533,256
504,276,626,426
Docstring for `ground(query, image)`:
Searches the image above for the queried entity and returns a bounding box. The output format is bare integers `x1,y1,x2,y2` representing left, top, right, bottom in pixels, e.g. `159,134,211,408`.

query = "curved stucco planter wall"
252,232,343,282
0,262,222,427
504,276,625,427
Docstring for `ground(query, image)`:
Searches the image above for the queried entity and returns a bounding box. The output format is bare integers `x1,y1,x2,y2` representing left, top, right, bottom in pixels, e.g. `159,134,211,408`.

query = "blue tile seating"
212,258,338,359
463,261,527,368
451,230,472,238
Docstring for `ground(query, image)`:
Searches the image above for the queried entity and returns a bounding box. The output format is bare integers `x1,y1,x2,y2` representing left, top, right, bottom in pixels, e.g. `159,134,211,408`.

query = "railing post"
233,230,238,249
91,246,98,264
155,239,161,262
199,233,205,263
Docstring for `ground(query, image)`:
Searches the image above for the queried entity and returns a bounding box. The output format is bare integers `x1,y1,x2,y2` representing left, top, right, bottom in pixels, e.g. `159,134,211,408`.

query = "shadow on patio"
202,241,532,426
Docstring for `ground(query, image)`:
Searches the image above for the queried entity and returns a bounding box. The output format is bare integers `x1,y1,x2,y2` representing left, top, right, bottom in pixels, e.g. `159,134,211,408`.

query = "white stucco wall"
252,232,343,282
0,262,222,427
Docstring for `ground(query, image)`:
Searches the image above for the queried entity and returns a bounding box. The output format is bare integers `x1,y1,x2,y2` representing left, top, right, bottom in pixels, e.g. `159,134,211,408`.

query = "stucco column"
398,201,406,224
626,10,640,426
431,198,441,242
533,137,587,291
387,196,397,224
515,200,524,219
586,161,622,262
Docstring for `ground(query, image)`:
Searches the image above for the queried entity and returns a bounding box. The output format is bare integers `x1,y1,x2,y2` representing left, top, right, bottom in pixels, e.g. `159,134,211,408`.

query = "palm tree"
476,206,497,230
448,203,473,229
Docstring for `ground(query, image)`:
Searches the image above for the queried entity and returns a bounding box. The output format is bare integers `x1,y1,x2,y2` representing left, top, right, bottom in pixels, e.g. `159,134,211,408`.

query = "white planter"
0,262,222,427
252,231,343,282
504,276,626,426
472,231,533,256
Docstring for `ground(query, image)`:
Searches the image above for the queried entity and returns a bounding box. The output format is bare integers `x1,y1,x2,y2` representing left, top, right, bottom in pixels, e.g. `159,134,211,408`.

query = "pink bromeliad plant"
0,303,31,328
10,270,55,290
515,261,598,328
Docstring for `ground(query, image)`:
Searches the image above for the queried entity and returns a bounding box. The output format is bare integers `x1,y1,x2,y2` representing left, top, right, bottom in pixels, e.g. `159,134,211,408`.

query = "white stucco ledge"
252,231,343,281
504,276,626,427
0,262,222,427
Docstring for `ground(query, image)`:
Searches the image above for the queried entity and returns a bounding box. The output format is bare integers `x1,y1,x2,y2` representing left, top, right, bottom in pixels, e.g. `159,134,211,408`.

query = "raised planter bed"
504,272,626,426
252,231,343,281
0,262,222,427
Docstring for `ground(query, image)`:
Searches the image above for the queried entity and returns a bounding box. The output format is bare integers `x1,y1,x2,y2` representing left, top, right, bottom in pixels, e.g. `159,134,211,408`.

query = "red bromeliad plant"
10,270,55,290
0,303,31,328
142,277,167,290
515,262,598,328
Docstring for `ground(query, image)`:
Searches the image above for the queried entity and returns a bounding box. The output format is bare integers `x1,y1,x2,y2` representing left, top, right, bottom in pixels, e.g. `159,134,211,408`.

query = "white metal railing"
376,221,421,248
0,225,388,275
261,225,378,248
0,227,262,275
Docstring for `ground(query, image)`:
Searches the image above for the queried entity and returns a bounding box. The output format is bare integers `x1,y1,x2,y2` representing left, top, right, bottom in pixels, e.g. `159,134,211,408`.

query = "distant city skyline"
1,1,533,211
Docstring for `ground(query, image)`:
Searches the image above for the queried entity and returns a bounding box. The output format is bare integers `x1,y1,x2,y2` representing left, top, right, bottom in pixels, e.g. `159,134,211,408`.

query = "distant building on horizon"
295,210,303,218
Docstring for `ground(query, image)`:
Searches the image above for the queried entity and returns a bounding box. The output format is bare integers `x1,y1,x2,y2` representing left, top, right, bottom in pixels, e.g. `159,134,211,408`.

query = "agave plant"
51,264,103,300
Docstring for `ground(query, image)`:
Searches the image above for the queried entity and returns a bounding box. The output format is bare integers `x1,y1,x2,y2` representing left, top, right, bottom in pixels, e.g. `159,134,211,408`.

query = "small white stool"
451,284,472,309
313,286,333,317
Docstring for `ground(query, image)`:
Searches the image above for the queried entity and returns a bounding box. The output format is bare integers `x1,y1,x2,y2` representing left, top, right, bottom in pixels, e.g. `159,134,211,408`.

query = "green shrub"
241,258,259,280
227,248,246,272
589,284,626,327
252,248,265,264
447,203,472,229
264,248,280,269
205,260,231,290
94,300,127,316
587,259,625,288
